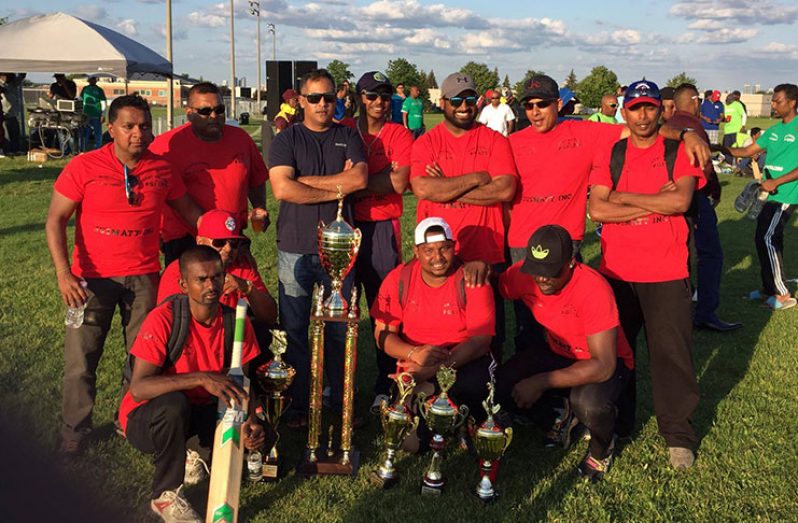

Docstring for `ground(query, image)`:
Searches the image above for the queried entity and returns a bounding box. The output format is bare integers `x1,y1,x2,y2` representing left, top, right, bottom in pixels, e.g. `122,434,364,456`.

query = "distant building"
72,73,201,108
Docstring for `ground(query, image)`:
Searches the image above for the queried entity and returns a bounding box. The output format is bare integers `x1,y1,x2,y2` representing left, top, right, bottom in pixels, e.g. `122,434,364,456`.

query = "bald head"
600,94,618,116
674,83,700,116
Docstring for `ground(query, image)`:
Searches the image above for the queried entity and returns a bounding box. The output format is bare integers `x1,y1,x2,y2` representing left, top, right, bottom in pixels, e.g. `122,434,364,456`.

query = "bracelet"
406,346,418,363
56,266,71,275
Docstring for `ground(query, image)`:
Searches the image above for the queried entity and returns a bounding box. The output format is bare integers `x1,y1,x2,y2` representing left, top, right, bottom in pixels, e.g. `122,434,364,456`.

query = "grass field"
1,116,797,522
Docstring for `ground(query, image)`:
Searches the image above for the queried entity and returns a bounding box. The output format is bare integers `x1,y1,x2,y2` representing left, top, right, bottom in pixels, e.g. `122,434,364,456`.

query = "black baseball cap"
521,75,559,102
356,71,392,93
660,86,675,100
521,225,574,278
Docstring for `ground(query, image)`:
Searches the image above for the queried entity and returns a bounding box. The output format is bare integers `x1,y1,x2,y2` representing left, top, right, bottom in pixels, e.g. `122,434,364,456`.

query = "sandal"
764,295,797,311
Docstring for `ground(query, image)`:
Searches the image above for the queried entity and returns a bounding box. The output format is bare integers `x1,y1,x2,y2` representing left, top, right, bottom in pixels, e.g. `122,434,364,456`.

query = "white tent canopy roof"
0,12,172,77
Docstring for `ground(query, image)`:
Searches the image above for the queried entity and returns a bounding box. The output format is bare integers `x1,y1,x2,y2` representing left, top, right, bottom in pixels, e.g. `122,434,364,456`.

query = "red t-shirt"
508,120,623,246
371,262,495,354
353,122,413,221
589,136,706,282
499,262,634,370
150,123,269,241
118,301,260,432
157,258,268,307
53,143,185,278
410,123,518,264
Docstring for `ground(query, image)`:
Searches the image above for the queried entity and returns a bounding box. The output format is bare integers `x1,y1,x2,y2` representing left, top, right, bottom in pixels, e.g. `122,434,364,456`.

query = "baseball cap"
520,225,574,278
414,217,454,245
623,80,662,109
356,71,392,94
521,75,559,102
559,87,579,105
282,88,299,102
660,86,675,100
441,72,477,99
197,209,246,240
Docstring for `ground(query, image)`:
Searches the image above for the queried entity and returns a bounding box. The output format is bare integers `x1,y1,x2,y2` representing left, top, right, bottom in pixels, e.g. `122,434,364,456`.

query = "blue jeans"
82,117,103,151
693,192,723,323
277,251,354,414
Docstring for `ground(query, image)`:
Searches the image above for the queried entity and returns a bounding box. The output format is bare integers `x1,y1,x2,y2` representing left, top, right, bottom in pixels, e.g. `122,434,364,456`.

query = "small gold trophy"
372,372,419,488
254,330,295,480
417,366,469,495
472,381,512,502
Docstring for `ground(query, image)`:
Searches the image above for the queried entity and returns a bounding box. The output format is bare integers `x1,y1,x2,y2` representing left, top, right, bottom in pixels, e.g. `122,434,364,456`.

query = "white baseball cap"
414,217,454,245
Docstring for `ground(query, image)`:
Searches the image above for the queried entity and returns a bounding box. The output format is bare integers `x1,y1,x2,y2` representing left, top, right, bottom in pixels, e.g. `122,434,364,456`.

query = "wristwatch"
679,128,695,140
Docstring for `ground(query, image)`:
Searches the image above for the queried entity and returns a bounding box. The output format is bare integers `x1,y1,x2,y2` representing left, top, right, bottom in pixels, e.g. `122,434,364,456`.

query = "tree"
386,58,428,106
326,59,353,86
426,70,438,89
459,62,499,95
667,72,698,89
577,66,619,108
513,70,546,97
564,69,578,92
502,75,511,90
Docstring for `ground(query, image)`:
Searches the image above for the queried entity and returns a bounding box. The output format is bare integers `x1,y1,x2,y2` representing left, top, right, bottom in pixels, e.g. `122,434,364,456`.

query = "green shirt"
724,101,745,134
588,112,617,124
81,84,106,118
402,96,424,130
757,118,798,204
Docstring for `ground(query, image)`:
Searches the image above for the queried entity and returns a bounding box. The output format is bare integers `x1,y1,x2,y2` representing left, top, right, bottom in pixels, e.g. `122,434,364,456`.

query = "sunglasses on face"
523,99,555,111
363,91,392,102
211,238,241,249
447,96,478,107
191,104,225,117
124,164,139,206
303,92,336,104
608,103,618,108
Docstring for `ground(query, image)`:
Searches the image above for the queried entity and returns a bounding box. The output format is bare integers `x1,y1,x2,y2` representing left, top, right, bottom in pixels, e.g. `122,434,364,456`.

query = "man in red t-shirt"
151,82,270,265
122,246,264,522
350,71,414,410
588,80,704,470
45,95,201,457
410,72,517,359
372,217,495,420
483,225,633,481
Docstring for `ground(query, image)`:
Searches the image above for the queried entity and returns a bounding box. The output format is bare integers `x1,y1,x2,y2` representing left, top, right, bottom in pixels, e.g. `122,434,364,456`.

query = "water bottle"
247,450,263,482
64,280,89,328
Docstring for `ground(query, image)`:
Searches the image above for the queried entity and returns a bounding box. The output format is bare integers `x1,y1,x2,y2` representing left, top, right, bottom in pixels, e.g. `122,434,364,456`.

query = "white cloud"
670,0,798,26
697,28,758,44
116,19,138,36
186,11,227,28
583,29,643,46
74,5,108,21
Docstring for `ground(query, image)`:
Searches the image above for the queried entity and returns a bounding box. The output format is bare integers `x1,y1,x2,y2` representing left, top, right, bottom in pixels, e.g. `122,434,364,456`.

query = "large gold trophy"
472,381,513,501
372,372,419,488
298,186,362,476
417,366,469,495
254,330,295,480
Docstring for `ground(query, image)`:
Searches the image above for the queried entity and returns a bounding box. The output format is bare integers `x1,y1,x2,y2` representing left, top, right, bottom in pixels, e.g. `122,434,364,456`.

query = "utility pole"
166,0,173,129
268,23,276,60
229,0,236,120
249,1,261,112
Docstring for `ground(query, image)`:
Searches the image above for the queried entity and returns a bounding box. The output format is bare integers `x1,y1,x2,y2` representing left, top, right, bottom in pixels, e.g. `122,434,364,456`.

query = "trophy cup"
254,330,295,480
472,381,513,502
298,186,362,476
417,366,469,495
372,372,419,488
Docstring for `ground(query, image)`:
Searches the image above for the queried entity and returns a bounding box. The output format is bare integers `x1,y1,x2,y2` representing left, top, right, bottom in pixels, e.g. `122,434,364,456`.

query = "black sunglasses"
191,104,225,117
211,238,241,249
447,96,478,107
608,103,618,108
304,92,336,104
523,100,555,111
363,91,392,102
124,164,139,206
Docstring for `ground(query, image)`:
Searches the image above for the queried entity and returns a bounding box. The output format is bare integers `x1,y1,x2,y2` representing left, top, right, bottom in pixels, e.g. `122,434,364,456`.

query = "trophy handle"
453,404,470,429
503,427,513,453
410,415,420,433
416,393,429,421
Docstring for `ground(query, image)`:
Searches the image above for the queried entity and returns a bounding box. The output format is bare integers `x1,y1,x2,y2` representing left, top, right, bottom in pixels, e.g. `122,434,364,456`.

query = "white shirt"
478,103,515,136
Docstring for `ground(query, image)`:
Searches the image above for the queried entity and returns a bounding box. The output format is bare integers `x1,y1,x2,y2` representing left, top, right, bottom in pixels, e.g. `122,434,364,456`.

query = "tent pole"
166,0,174,130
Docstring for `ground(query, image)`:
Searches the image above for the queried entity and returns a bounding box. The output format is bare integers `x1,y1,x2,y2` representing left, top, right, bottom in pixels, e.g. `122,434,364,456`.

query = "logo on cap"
224,217,236,232
636,83,651,94
373,72,387,82
530,245,549,260
530,81,541,89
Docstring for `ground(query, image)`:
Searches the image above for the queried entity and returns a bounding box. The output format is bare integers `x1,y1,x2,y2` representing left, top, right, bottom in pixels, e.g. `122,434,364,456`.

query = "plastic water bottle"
247,450,263,482
64,280,88,328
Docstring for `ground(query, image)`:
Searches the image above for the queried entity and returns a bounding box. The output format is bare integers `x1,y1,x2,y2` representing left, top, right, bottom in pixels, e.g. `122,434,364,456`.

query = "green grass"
1,122,797,521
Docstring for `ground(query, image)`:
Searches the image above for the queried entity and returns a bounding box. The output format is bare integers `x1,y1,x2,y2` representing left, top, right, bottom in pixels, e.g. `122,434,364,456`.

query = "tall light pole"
248,0,261,111
268,23,276,60
229,0,236,120
166,0,174,129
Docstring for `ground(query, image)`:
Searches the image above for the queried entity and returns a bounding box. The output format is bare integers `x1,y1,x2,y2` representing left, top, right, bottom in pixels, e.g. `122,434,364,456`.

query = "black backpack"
609,138,680,189
123,294,236,382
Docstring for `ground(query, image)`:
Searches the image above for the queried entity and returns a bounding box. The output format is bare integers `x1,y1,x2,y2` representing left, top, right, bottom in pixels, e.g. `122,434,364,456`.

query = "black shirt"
268,122,366,254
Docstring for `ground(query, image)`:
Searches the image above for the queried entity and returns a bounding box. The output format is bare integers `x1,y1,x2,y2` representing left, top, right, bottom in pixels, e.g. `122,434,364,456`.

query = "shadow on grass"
0,221,46,236
0,165,61,186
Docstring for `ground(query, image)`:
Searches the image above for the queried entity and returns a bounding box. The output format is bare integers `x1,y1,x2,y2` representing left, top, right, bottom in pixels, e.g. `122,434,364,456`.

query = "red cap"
197,210,246,240
282,89,299,102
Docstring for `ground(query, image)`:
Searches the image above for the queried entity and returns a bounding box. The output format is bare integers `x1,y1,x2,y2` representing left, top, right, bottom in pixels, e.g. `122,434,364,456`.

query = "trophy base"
261,459,281,481
475,489,500,503
420,479,445,496
310,313,353,323
297,447,360,477
370,470,398,489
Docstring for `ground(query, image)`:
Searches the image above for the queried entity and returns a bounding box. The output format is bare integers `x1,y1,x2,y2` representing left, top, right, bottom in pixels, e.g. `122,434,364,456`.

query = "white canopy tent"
0,12,172,77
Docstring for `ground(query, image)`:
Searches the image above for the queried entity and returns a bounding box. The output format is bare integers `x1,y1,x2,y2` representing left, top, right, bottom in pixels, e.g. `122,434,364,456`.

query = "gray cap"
441,72,477,99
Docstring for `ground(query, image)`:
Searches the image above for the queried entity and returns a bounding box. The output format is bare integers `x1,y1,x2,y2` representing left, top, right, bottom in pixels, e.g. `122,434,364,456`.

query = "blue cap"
623,80,661,108
559,87,578,105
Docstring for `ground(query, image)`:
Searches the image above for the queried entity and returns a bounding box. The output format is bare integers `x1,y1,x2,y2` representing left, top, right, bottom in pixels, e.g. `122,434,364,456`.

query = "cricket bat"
206,299,250,523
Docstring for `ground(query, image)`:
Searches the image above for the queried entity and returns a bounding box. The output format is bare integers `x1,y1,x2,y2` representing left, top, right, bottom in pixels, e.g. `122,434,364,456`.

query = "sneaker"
150,486,201,523
577,439,615,482
764,295,797,311
544,400,578,449
184,449,209,486
370,394,390,416
734,181,760,213
668,447,695,470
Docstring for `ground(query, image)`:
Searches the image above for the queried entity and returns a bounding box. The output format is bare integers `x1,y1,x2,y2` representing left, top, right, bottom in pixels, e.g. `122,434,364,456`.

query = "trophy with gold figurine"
372,372,419,488
417,366,469,495
298,186,362,476
472,380,513,501
254,330,294,480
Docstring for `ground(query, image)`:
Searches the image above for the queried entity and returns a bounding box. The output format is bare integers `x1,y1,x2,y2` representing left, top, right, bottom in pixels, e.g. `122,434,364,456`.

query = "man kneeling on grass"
466,225,633,481
118,246,264,522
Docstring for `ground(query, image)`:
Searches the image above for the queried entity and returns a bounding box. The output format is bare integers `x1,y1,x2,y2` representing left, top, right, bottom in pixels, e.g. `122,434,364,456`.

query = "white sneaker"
184,449,209,486
150,485,202,523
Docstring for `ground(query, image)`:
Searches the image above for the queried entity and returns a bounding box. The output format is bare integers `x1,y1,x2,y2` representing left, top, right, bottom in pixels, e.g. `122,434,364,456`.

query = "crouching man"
118,246,264,522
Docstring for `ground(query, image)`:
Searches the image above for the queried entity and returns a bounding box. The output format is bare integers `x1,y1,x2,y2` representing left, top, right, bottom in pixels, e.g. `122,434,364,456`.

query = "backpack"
123,294,236,382
397,257,467,310
609,138,680,189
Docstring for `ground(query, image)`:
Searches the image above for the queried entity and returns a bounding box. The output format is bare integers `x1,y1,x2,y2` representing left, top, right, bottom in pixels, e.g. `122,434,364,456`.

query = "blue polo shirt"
700,100,723,131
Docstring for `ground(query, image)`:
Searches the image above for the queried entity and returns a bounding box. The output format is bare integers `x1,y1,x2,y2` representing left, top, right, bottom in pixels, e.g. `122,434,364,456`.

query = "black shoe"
694,318,743,332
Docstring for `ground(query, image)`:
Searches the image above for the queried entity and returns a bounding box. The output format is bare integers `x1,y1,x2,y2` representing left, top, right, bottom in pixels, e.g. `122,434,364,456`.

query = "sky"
3,0,798,92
